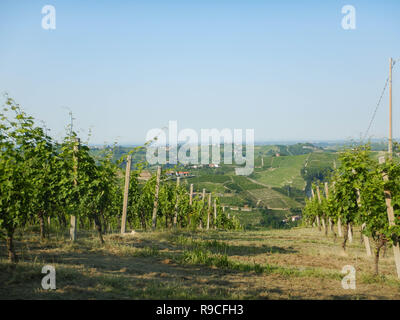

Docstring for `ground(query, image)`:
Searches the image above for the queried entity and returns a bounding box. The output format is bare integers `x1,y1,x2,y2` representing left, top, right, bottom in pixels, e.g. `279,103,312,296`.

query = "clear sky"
1,0,399,145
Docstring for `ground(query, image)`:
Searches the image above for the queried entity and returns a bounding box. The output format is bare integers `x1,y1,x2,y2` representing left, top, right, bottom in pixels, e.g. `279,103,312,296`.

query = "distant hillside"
254,143,322,157
89,143,338,228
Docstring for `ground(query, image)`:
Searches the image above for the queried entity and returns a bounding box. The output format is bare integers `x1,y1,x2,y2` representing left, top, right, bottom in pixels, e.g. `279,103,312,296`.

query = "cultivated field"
1,227,400,300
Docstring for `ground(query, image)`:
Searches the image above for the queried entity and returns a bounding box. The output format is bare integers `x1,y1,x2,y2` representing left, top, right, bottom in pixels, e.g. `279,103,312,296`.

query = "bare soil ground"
1,227,400,299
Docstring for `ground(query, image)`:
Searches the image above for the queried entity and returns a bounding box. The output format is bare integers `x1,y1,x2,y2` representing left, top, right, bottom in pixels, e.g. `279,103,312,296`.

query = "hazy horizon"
88,137,394,148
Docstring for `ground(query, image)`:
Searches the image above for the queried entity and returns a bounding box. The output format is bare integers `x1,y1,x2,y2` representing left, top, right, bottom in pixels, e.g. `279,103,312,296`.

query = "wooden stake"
348,223,353,243
187,183,194,228
151,166,161,231
361,223,372,256
173,177,180,228
324,182,334,232
120,154,132,234
379,156,400,278
337,217,342,237
199,188,206,229
321,217,326,233
189,184,193,205
316,185,326,233
70,137,79,242
70,216,77,241
213,199,217,229
311,187,321,229
331,181,343,237
356,189,372,256
324,182,329,197
207,193,211,230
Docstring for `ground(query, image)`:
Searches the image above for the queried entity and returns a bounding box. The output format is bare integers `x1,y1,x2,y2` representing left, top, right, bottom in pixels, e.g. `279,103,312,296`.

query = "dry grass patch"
1,227,400,299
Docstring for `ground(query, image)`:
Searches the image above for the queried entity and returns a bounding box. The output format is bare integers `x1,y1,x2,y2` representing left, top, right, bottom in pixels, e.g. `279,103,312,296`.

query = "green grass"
2,228,400,299
176,243,343,280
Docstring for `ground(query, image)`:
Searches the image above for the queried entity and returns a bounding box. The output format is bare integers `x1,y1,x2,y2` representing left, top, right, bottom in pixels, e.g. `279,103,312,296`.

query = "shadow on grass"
163,232,297,256
0,231,397,300
0,255,283,300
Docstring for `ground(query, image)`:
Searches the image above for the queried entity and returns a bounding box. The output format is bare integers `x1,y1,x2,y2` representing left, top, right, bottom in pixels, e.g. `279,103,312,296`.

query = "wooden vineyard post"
361,223,372,256
189,184,193,205
311,188,321,230
46,216,50,239
337,218,343,237
70,215,77,241
213,199,217,229
199,188,206,229
187,183,193,228
332,181,343,237
324,182,334,233
328,218,333,232
207,193,211,230
347,223,353,243
316,185,326,234
151,166,161,231
47,216,51,238
120,154,132,234
355,189,372,256
261,157,264,168
70,137,80,242
332,162,343,237
379,156,400,278
173,177,180,228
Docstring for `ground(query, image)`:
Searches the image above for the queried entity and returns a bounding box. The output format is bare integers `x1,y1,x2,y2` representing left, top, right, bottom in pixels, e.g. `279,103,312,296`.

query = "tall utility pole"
389,57,393,158
120,154,132,234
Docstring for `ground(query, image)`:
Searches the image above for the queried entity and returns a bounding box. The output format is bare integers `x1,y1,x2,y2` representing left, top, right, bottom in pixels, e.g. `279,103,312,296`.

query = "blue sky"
0,0,399,144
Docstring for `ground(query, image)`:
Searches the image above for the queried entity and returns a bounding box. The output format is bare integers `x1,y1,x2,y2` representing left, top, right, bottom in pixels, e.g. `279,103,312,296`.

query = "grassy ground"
1,227,400,300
